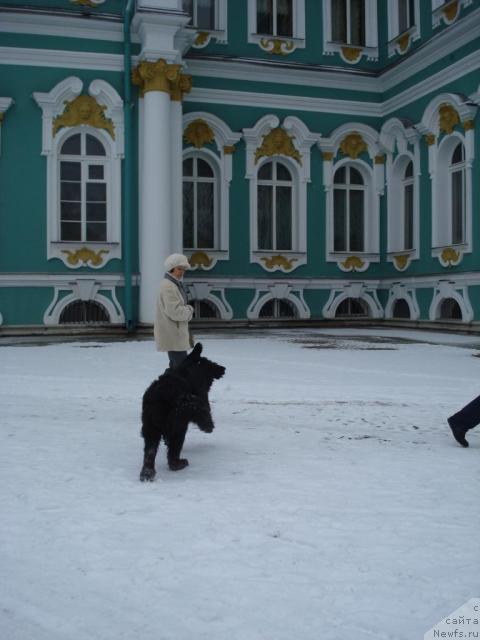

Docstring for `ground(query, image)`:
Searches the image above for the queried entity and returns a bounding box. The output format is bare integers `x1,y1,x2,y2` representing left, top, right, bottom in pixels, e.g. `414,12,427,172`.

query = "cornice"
0,46,126,71
0,273,132,287
186,87,382,117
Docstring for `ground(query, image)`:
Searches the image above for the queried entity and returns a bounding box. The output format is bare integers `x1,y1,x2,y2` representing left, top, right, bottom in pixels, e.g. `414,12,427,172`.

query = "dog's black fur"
140,343,226,482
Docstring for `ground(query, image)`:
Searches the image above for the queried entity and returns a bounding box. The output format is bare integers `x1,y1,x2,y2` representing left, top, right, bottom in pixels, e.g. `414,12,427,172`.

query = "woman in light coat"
154,253,194,368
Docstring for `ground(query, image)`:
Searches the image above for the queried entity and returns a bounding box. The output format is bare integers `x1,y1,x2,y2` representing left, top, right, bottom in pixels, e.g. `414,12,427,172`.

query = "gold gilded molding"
223,145,236,154
53,95,114,138
189,251,213,269
132,59,181,96
439,103,460,134
374,154,385,165
339,133,367,159
393,254,409,270
322,151,334,161
194,32,210,46
341,46,362,62
441,247,460,266
260,38,295,56
463,119,475,131
396,32,410,53
184,119,215,148
341,256,365,271
260,255,297,270
170,73,192,102
442,0,459,21
425,134,436,146
61,247,109,266
255,127,302,165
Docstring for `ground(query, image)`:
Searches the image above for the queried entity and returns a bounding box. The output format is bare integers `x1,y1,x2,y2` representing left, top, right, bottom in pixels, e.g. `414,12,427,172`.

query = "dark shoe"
140,466,156,482
168,458,189,471
448,418,469,448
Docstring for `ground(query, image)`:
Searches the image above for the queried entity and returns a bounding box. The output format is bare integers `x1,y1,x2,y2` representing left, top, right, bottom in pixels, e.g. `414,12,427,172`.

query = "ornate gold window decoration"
442,0,459,22
424,134,436,146
462,119,475,131
53,95,114,138
439,104,460,135
260,255,297,271
189,251,214,270
396,32,411,53
440,247,461,267
340,255,365,272
259,38,295,55
339,132,367,159
254,127,302,165
61,247,109,267
341,46,362,63
184,119,215,149
393,254,410,271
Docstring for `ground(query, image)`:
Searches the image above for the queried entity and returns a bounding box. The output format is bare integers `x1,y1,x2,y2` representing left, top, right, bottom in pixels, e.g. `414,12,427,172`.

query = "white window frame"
187,0,229,47
387,0,420,57
182,150,219,251
256,158,295,252
448,142,466,246
248,0,306,52
322,0,378,63
33,77,124,269
332,165,367,253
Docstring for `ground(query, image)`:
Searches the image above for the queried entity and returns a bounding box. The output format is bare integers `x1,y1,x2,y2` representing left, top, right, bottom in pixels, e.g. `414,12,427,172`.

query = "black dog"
140,343,226,482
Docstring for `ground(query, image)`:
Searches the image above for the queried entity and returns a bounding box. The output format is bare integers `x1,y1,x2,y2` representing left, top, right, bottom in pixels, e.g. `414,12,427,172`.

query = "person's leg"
448,393,480,447
168,351,188,369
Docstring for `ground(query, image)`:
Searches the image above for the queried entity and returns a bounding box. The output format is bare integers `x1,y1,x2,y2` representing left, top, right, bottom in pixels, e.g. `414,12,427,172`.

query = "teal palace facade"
0,0,480,331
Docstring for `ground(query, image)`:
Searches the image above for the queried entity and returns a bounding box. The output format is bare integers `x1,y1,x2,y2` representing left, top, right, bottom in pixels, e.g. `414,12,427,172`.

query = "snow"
0,327,479,640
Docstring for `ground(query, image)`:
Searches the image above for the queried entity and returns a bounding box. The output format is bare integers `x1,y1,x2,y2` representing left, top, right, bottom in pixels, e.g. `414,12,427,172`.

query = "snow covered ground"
1,327,479,640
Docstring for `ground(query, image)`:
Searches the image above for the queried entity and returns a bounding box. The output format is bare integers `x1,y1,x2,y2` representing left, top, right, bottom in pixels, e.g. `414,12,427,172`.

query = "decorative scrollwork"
184,119,215,149
255,127,302,165
61,247,109,267
189,251,213,269
53,95,114,138
439,104,460,135
260,255,297,271
339,133,367,159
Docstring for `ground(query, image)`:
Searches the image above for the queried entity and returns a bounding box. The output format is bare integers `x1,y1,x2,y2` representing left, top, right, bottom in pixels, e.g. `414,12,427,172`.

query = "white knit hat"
164,253,191,272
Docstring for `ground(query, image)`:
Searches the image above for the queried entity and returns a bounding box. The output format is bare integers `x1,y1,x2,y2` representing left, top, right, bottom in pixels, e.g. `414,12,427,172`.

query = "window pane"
60,161,81,181
334,166,346,184
61,181,81,201
86,134,106,156
197,182,214,248
452,143,464,165
278,299,295,318
404,183,413,250
61,134,81,155
257,0,273,34
183,158,194,177
332,0,347,42
259,299,275,318
61,221,81,241
349,189,364,251
276,162,292,181
61,202,81,221
349,166,363,184
276,185,292,250
86,222,107,242
86,183,106,202
183,182,194,248
86,202,107,222
451,170,464,244
197,0,215,29
351,0,366,46
258,184,273,250
197,158,214,177
277,0,293,37
88,165,104,180
404,160,413,179
182,0,193,23
258,162,273,180
333,188,346,251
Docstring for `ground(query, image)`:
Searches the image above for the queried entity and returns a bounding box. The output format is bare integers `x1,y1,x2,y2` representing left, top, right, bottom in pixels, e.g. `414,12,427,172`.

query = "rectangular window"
258,184,273,250
331,0,365,45
257,0,293,37
451,170,464,244
183,0,216,30
398,0,415,33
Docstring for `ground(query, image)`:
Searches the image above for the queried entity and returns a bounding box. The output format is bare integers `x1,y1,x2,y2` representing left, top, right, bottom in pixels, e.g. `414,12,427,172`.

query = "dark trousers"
168,350,187,369
449,393,480,431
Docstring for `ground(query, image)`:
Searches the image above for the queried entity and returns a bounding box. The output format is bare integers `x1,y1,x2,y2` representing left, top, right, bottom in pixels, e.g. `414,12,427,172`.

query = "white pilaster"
170,98,183,253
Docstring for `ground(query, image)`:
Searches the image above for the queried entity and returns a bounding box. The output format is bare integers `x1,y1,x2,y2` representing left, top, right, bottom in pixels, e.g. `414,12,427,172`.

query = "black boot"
448,418,469,448
168,458,189,471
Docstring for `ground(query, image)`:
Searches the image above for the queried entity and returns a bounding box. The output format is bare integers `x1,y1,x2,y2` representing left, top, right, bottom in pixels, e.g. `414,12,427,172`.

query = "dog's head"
186,342,226,384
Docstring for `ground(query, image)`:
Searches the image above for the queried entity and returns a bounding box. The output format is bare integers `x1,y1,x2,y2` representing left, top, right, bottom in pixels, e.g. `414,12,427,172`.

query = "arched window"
183,155,217,249
259,298,296,318
333,165,365,252
402,160,414,251
392,298,411,319
192,299,220,319
59,300,110,324
335,297,369,317
257,160,293,251
450,142,465,245
439,298,462,321
59,132,108,242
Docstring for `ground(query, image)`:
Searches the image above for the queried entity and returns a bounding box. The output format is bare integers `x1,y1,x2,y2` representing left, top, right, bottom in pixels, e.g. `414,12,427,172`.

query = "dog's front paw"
140,466,156,482
168,458,189,471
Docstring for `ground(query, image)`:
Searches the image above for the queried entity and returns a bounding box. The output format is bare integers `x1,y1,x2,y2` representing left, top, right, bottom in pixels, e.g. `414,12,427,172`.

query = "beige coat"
154,278,193,352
